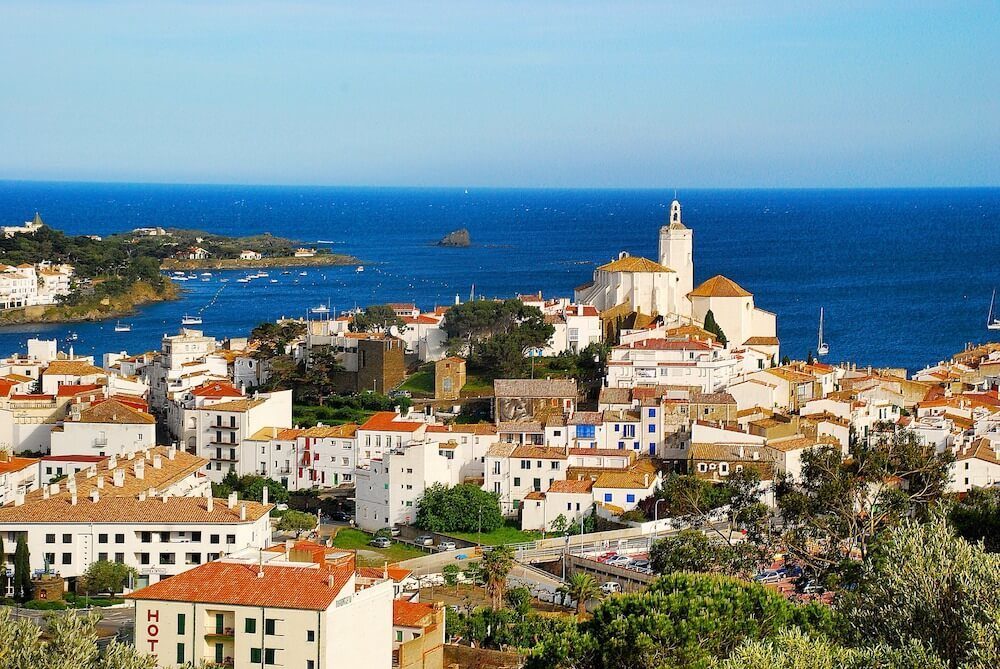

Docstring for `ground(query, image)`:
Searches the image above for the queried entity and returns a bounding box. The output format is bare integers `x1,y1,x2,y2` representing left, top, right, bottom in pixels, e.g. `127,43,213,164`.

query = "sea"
0,181,998,374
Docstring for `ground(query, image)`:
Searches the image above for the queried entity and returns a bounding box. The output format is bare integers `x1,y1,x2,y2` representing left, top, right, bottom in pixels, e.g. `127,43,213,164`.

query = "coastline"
0,280,181,326
160,254,361,271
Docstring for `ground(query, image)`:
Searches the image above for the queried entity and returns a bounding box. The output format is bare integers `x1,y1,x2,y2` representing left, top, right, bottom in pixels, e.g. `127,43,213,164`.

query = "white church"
574,200,778,353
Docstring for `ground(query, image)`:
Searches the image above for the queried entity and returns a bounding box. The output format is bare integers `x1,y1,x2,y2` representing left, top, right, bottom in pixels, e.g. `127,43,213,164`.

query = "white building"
687,275,778,351
126,552,394,669
0,453,40,506
49,398,157,458
0,446,270,589
605,338,739,393
194,391,293,482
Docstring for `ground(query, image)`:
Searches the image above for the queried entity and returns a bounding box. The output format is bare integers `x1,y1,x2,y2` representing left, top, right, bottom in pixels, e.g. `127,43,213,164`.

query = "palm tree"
481,545,514,610
559,572,602,617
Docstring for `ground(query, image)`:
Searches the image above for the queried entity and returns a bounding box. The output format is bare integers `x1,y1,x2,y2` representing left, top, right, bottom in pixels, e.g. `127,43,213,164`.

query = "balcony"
212,423,240,430
210,454,238,462
204,627,235,640
209,439,240,446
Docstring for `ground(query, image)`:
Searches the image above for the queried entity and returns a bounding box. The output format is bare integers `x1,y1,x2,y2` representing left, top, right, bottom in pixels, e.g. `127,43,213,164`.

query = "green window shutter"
177,613,185,635
215,643,223,663
265,618,275,635
176,643,185,664
265,648,276,665
215,613,224,634
245,618,257,634
250,648,262,663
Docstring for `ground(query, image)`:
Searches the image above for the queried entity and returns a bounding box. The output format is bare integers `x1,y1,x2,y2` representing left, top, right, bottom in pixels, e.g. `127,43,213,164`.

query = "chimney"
13,490,24,506
262,486,269,505
134,459,144,480
168,445,176,460
207,496,214,513
285,539,293,559
643,473,649,487
327,574,336,588
113,468,125,487
86,465,97,478
138,491,146,502
71,493,78,506
228,492,237,509
96,476,104,489
162,493,169,503
42,486,50,500
148,487,156,497
50,482,60,495
152,454,162,469
108,454,117,469
90,489,100,503
240,503,247,520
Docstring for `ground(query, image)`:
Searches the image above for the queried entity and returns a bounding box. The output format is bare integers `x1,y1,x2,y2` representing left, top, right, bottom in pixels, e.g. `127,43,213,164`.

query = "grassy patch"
446,522,543,546
398,369,434,397
330,528,426,564
293,404,374,427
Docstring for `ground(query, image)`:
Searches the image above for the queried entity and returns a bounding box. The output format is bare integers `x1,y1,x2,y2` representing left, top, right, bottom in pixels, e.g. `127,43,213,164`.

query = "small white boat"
114,322,131,333
200,272,213,277
258,271,269,277
237,277,251,284
817,307,829,356
186,274,198,280
269,279,278,283
219,278,229,283
299,271,308,276
311,304,330,315
65,332,78,342
356,266,364,273
181,314,202,326
172,271,186,276
988,289,1000,331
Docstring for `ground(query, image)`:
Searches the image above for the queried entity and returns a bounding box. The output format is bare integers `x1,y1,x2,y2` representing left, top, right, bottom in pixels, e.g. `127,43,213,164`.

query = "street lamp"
652,499,668,549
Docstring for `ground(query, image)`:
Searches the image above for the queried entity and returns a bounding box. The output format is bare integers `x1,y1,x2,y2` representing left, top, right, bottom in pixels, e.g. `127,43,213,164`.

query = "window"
226,534,236,544
250,649,262,664
210,534,220,544
513,477,520,487
648,408,656,418
648,424,656,433
396,630,403,642
520,460,530,469
62,534,72,543
551,461,559,470
265,618,276,635
160,532,170,543
265,649,276,665
185,553,201,565
176,643,185,665
532,478,541,491
139,553,150,565
306,630,315,642
245,618,257,634
141,532,152,543
603,493,612,502
62,553,72,565
191,531,201,541
577,425,595,439
177,613,186,635
307,661,315,669
626,494,636,503
115,552,124,563
159,553,176,565
98,533,108,544
46,534,55,544
115,533,124,543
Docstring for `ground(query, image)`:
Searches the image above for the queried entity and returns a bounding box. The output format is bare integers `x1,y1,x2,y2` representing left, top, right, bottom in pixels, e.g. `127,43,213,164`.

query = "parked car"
798,580,825,595
606,555,633,568
369,537,392,549
630,558,651,570
438,541,457,551
754,570,783,584
600,582,622,595
595,551,618,563
415,535,434,546
331,510,351,522
389,526,401,537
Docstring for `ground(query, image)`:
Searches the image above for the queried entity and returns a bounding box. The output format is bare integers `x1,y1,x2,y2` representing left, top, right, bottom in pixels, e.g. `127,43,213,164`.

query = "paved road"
4,604,135,635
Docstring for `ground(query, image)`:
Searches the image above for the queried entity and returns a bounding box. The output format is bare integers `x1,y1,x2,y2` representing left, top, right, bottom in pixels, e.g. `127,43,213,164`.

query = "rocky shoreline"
160,253,361,271
0,280,181,326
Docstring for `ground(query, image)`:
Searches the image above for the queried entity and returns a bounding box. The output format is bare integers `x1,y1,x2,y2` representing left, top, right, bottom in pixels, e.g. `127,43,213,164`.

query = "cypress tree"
703,309,728,346
13,533,31,602
0,533,6,597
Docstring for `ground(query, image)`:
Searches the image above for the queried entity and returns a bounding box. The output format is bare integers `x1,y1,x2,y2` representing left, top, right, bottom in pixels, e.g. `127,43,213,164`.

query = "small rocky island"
437,228,471,247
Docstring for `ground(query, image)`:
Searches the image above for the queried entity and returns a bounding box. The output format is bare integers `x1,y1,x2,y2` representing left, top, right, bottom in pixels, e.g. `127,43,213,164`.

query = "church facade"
574,199,778,355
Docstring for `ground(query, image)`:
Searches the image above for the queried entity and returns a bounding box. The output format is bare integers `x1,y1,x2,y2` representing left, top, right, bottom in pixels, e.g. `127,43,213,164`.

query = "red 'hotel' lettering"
147,609,160,652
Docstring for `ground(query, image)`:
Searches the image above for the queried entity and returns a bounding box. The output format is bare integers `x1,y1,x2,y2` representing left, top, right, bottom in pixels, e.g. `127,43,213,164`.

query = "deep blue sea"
0,181,997,373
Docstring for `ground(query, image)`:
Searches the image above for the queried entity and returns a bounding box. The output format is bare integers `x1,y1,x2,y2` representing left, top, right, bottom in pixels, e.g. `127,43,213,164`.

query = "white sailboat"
114,321,132,333
181,314,203,325
817,307,829,356
988,289,1000,331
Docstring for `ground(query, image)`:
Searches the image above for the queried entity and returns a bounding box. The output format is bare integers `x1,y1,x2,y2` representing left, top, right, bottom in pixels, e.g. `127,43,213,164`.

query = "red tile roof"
359,412,425,433
0,456,37,475
127,562,353,610
357,565,413,582
192,381,244,398
393,600,434,628
56,384,104,398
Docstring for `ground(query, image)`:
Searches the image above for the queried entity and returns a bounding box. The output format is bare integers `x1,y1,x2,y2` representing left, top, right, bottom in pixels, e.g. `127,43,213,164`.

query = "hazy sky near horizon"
1,1,998,188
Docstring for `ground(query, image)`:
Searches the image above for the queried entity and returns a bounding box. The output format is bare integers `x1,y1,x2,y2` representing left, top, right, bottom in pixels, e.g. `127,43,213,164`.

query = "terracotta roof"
568,411,603,426
203,398,267,413
41,455,107,463
0,495,271,524
192,381,243,398
619,339,712,351
691,391,737,405
956,438,1000,465
688,275,752,298
766,368,816,384
494,378,577,398
743,336,780,346
594,467,657,490
766,435,838,453
127,562,351,610
56,383,104,398
524,491,545,500
359,412,425,433
301,424,358,438
547,479,594,494
568,448,633,458
598,388,632,405
401,315,440,325
596,256,674,273
392,600,435,627
77,399,155,425
44,360,107,377
0,456,38,475
510,446,567,460
485,443,517,458
357,565,412,582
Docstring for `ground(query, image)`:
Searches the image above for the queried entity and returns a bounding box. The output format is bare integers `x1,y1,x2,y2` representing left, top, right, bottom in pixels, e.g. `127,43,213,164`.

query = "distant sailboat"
114,321,132,333
988,289,1000,331
181,314,202,325
817,307,830,356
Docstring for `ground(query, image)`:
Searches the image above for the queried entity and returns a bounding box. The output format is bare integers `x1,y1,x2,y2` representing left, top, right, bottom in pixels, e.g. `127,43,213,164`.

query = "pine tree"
703,309,728,346
13,534,31,602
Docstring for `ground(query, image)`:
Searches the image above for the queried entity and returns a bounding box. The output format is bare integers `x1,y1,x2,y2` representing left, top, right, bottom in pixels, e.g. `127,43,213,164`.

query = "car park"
369,537,392,549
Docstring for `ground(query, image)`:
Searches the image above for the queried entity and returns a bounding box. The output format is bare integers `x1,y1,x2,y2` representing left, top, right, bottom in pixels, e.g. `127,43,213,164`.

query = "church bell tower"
658,199,693,318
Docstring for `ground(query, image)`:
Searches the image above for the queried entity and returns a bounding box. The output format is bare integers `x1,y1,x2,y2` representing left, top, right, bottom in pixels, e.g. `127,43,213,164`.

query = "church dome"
688,275,752,298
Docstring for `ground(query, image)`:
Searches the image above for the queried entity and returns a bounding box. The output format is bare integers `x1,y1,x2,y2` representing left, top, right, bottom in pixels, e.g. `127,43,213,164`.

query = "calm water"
0,181,997,373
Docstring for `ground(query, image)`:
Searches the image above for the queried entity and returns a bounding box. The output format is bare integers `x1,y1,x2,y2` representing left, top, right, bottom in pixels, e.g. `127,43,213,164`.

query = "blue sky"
1,1,997,187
